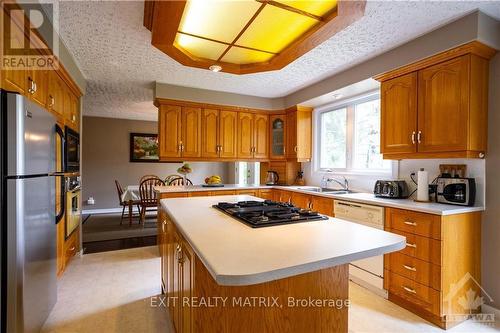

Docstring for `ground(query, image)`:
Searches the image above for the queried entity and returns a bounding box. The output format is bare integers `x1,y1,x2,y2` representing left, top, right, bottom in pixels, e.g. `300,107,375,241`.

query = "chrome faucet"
321,174,349,191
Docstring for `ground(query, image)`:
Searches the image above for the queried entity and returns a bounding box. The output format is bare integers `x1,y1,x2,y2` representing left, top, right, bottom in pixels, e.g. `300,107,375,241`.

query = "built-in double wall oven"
64,126,80,172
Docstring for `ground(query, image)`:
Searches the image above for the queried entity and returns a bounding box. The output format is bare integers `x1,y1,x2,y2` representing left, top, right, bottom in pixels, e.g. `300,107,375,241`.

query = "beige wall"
81,116,229,210
483,53,500,308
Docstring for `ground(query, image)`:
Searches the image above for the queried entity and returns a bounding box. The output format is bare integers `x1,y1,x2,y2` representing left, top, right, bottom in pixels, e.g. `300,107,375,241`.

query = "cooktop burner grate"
213,200,329,228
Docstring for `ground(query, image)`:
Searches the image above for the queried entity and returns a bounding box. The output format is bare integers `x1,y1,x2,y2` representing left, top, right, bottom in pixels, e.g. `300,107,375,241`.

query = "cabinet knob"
406,242,417,248
49,95,55,108
417,131,422,143
411,131,416,144
294,146,298,153
403,264,417,272
404,220,417,226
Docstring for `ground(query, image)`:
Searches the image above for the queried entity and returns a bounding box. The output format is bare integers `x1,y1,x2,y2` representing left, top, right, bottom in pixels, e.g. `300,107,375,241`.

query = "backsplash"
302,158,485,206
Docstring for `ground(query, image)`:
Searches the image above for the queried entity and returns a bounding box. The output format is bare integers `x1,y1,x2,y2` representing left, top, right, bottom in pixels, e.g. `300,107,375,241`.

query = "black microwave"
64,126,80,172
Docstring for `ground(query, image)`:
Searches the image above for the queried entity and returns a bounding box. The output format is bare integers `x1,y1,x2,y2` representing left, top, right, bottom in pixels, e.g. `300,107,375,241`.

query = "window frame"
314,91,397,177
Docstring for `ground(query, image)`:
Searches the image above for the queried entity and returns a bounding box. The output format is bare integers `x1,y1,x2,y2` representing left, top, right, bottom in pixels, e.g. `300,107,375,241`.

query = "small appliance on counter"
373,180,409,199
265,170,279,185
436,177,476,206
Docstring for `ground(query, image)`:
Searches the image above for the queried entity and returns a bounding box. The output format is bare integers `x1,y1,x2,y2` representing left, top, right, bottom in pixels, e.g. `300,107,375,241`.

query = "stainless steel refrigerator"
1,90,64,333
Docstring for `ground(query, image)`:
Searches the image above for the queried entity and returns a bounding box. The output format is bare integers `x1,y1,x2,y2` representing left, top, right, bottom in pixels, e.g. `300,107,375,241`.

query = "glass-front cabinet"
270,115,286,159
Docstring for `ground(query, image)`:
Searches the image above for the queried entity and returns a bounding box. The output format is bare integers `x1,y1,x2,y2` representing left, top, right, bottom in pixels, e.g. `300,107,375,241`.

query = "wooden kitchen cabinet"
253,113,269,159
291,192,311,209
201,109,238,159
47,70,65,117
1,8,27,95
286,106,312,162
417,56,469,153
270,115,286,159
201,108,219,158
159,105,182,159
27,68,48,107
380,72,417,155
181,107,202,158
375,42,495,159
219,110,238,158
310,196,334,216
237,112,254,159
384,208,482,329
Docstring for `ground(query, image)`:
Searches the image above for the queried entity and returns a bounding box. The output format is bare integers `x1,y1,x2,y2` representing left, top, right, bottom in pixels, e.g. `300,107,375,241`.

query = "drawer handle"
403,264,417,272
403,286,417,294
406,243,417,248
404,220,417,226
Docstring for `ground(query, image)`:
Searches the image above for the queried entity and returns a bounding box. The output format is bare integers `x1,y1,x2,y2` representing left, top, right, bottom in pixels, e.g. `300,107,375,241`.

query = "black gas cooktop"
213,200,329,228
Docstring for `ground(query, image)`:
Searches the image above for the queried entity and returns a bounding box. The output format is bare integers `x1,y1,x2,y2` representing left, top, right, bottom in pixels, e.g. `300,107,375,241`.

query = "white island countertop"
161,195,406,286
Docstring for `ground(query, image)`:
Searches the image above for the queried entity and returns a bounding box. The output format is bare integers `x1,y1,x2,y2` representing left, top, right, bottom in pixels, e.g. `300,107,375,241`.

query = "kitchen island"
158,195,406,333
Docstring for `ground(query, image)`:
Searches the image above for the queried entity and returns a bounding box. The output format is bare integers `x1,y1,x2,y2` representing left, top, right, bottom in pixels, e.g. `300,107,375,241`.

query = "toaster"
436,177,475,206
373,180,409,199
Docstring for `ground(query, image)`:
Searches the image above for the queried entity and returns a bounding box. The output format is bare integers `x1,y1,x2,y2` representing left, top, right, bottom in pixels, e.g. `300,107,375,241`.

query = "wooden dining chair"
115,180,141,225
138,177,165,224
164,174,179,185
140,174,160,184
168,176,193,186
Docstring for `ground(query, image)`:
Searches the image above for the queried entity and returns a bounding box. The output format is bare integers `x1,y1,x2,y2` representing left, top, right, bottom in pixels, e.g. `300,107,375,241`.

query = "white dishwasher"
334,200,387,298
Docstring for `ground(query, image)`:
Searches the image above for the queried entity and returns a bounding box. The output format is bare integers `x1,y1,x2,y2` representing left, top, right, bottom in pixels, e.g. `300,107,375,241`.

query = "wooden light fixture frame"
144,0,366,75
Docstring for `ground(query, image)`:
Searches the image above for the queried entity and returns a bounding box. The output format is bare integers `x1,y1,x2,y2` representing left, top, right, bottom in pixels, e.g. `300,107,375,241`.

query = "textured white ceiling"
57,1,500,121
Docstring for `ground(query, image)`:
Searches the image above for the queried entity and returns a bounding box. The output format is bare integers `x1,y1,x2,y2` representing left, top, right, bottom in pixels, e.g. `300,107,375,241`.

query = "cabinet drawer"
188,191,212,197
160,192,188,199
213,190,236,195
388,229,441,265
237,190,258,196
386,270,441,316
386,252,441,290
387,208,441,240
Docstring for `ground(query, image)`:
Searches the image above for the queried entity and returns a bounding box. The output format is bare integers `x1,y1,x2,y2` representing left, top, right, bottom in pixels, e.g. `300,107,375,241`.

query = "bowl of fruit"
203,175,224,187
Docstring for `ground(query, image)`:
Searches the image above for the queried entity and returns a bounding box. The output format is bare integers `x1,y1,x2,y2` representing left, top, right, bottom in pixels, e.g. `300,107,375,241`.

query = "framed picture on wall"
130,133,160,162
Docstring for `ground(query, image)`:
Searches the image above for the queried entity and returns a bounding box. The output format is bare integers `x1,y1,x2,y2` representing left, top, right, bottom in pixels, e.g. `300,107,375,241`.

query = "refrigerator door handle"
55,124,65,172
54,124,66,224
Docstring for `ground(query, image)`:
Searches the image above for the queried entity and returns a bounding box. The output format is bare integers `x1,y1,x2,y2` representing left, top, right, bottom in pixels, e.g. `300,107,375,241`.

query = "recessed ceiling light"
333,94,343,100
209,64,222,72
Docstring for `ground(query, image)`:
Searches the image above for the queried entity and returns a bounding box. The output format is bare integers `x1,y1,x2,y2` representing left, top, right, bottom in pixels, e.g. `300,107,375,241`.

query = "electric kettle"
266,171,279,185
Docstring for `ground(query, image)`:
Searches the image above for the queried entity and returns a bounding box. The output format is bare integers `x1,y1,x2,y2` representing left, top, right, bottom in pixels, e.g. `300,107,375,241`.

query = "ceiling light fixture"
333,94,343,100
209,64,222,72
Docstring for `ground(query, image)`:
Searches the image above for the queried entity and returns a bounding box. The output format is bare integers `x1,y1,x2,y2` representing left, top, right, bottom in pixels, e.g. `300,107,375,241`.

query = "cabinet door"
417,56,469,153
159,105,182,158
28,68,48,107
172,233,182,332
291,192,310,209
270,115,286,159
201,108,219,158
219,110,238,158
381,73,417,154
180,243,194,333
237,112,254,159
181,107,201,158
253,113,269,159
310,196,334,216
1,14,27,95
286,111,297,159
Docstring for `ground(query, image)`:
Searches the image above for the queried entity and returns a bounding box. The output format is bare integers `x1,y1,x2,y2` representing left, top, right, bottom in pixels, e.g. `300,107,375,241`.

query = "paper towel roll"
417,168,429,201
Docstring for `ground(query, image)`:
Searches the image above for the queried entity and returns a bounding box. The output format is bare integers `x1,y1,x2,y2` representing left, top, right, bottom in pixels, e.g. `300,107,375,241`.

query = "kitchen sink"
302,188,354,194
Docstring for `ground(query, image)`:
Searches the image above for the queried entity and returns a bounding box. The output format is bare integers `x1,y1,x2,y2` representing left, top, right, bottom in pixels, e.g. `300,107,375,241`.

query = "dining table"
121,185,141,225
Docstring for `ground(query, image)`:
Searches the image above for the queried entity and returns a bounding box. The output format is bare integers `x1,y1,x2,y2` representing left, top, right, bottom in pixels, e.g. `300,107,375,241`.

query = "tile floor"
42,246,500,333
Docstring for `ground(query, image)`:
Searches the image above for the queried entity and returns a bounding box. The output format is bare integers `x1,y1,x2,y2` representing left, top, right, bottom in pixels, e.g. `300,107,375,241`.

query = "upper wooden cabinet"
156,99,312,162
237,112,268,160
181,107,202,158
286,106,312,162
381,72,417,155
201,108,238,159
375,42,495,159
270,115,286,160
159,105,182,159
417,56,469,153
219,110,238,159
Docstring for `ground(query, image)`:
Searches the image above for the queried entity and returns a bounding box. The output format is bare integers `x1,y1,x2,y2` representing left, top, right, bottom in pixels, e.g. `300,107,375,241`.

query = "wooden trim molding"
373,41,497,82
144,0,366,75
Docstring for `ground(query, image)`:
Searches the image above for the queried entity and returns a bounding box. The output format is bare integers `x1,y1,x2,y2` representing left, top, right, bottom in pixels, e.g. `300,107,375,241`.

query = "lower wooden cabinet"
384,208,481,329
310,196,334,216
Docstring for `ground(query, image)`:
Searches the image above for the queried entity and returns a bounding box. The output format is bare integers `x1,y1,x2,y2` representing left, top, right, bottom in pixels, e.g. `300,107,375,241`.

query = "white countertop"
161,195,406,286
155,184,484,216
